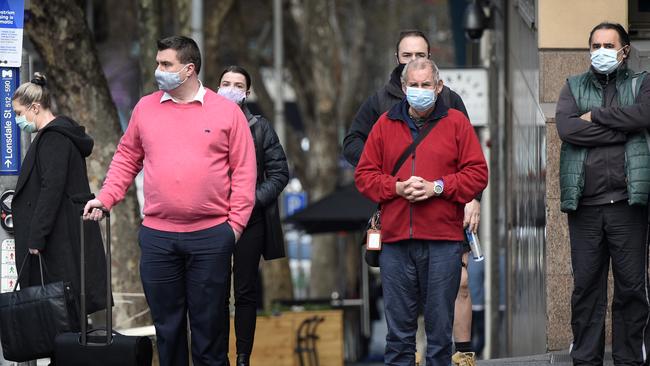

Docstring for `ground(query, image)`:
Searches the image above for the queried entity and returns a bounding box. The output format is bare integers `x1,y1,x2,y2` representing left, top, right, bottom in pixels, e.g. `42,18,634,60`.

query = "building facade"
486,0,648,357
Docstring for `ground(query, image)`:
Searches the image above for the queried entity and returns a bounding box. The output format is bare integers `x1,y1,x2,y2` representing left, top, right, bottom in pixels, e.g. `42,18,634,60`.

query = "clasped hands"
396,176,435,203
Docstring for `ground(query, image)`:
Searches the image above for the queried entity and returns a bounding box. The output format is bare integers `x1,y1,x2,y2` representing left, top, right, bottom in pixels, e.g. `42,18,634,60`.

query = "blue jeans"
380,240,463,366
139,222,235,366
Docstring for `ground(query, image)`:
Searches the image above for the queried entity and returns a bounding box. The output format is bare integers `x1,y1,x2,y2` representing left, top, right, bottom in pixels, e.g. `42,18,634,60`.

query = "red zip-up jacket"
355,99,488,243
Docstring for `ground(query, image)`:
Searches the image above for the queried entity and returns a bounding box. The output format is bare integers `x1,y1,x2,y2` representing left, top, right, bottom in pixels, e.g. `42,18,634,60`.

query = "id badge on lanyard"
366,210,381,250
366,229,382,250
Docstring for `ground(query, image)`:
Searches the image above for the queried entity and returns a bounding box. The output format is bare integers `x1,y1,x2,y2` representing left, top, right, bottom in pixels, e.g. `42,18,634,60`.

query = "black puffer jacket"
245,107,289,260
343,64,469,167
245,107,289,207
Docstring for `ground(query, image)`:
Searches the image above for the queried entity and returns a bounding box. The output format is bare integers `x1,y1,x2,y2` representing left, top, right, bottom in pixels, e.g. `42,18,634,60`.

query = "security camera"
463,0,487,41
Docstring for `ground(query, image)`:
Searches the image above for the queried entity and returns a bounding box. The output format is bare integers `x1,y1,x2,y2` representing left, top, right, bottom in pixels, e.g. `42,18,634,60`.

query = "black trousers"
140,223,235,366
568,202,650,365
227,210,265,355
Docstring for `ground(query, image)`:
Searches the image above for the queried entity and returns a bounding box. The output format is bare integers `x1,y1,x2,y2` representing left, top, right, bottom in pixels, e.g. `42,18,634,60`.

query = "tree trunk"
215,1,296,309
136,0,162,95
202,0,235,86
27,0,146,329
284,0,366,298
224,2,273,115
175,0,192,36
217,0,369,301
261,258,293,309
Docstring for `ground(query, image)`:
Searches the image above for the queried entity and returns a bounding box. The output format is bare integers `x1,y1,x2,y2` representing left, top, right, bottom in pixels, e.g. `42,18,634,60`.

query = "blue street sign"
0,0,25,67
0,67,19,175
284,191,307,217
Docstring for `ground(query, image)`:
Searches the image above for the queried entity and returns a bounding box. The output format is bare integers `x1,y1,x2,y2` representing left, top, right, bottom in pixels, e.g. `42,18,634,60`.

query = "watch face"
434,184,443,194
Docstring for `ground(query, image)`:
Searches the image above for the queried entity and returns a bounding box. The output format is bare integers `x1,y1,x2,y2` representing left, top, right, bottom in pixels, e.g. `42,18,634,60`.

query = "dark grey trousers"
568,202,650,366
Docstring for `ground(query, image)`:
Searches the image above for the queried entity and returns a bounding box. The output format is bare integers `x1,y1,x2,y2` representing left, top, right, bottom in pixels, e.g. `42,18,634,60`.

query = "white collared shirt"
160,81,206,104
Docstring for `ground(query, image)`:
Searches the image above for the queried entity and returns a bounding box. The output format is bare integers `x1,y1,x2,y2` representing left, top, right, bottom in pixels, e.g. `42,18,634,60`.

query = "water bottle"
465,228,485,262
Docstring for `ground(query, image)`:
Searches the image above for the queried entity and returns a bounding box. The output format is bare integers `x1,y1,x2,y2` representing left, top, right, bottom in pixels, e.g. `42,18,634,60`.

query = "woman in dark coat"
218,66,289,366
11,73,107,316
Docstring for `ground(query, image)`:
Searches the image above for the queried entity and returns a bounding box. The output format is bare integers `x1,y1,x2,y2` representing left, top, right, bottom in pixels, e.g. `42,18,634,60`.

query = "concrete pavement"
348,350,615,365
477,350,613,365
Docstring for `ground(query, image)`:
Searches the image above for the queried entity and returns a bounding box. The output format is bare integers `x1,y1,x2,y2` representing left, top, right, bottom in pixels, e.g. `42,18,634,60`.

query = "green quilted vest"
559,67,650,212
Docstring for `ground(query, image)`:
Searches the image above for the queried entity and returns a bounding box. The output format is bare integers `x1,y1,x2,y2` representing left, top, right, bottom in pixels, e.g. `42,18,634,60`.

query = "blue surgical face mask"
155,64,189,91
406,86,436,112
15,106,37,133
590,47,625,74
218,86,247,105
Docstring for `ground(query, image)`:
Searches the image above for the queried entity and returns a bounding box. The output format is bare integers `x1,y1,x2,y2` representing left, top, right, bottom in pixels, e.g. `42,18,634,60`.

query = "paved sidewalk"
349,350,615,365
477,350,613,365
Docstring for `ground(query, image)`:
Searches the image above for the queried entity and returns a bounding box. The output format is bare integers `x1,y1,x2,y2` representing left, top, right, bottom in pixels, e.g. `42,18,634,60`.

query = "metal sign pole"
0,1,35,365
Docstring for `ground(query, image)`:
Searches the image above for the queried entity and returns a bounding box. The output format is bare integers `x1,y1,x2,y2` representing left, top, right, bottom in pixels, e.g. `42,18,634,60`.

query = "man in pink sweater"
84,36,256,366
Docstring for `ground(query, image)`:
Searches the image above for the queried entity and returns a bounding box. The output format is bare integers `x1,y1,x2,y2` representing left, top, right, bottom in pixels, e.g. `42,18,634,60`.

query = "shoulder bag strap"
390,118,440,175
372,118,441,221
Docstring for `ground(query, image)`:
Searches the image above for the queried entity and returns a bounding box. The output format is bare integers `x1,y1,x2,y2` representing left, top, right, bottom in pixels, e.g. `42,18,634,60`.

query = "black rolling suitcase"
53,211,153,365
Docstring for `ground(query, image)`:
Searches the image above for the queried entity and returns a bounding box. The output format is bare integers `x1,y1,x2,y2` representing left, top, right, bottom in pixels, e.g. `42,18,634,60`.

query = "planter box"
228,309,343,366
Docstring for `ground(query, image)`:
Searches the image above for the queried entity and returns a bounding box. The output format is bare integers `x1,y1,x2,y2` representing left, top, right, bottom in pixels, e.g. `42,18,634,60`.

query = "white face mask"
154,64,189,91
406,86,436,112
218,86,247,105
590,47,625,74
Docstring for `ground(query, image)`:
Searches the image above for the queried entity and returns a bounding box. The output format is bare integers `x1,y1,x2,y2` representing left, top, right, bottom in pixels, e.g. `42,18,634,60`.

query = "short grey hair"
400,58,439,85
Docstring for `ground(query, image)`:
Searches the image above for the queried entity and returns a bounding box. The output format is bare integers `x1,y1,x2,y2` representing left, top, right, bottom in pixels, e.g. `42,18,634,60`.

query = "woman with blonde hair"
11,73,107,326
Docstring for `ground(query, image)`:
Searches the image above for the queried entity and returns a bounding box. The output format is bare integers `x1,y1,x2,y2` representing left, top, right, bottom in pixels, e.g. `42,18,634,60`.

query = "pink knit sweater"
98,89,256,233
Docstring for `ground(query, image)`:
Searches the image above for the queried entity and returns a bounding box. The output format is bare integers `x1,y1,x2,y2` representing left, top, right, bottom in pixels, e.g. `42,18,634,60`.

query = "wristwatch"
433,179,444,196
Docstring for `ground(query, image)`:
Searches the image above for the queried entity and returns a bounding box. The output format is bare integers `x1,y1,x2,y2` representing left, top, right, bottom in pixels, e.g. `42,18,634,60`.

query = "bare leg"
453,252,472,342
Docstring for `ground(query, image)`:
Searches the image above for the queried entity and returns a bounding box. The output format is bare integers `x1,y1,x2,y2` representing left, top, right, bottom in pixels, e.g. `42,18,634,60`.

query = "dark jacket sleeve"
29,132,71,250
447,87,482,201
256,118,289,208
343,93,381,167
447,88,469,119
556,83,627,146
591,75,650,132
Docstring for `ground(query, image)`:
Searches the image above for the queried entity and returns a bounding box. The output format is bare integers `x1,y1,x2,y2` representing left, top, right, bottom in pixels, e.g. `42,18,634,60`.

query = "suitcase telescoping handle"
79,209,111,346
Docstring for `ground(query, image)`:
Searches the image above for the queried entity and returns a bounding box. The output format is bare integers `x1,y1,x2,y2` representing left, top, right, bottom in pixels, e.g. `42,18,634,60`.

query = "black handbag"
0,254,80,362
263,199,286,260
362,118,439,267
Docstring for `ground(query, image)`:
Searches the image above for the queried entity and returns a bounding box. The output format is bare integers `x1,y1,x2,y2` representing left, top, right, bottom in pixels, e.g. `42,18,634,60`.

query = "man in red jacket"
355,57,487,366
344,30,481,364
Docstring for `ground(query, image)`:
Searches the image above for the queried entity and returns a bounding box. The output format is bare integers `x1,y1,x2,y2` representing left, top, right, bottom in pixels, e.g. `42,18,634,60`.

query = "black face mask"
396,63,406,75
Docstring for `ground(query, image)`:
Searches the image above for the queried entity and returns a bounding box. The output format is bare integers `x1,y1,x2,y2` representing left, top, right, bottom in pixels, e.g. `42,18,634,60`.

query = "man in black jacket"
343,30,479,365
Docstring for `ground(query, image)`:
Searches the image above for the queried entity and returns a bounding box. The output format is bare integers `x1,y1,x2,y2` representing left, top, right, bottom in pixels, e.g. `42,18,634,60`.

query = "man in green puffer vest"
556,22,650,366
